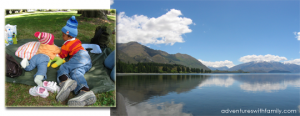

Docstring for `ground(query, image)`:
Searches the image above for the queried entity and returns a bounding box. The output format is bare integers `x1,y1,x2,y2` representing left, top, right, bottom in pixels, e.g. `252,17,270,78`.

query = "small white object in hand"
20,58,29,68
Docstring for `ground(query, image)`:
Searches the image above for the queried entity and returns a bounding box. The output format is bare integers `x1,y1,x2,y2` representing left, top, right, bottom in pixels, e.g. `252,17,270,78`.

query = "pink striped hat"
34,32,54,45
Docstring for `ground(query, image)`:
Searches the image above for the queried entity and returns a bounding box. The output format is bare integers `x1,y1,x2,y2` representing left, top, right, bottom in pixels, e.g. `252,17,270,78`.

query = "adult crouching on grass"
55,16,96,106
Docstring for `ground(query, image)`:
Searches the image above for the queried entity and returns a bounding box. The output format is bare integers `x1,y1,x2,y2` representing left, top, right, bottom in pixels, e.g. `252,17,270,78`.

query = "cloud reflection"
284,79,300,87
125,99,192,116
198,77,234,88
240,78,300,92
197,75,300,92
240,83,287,92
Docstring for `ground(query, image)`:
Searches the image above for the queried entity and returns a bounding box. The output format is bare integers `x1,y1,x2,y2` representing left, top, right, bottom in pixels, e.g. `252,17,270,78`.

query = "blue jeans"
104,50,115,69
110,66,115,81
56,50,92,95
104,50,115,81
24,54,49,80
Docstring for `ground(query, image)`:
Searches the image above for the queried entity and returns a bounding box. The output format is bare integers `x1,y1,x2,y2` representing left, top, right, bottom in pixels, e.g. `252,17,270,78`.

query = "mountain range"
209,61,300,73
116,42,299,73
116,42,210,71
208,66,229,71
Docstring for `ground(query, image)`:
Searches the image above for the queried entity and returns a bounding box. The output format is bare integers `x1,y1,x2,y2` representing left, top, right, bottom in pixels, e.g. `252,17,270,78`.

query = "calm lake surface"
116,73,300,116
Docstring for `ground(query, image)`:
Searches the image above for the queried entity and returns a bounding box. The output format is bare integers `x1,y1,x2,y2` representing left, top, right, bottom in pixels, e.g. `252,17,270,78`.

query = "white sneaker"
43,81,60,93
29,86,49,98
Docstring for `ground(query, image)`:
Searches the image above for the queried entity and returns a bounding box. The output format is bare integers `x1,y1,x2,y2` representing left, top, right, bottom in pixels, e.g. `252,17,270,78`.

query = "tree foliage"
77,10,109,20
117,59,211,73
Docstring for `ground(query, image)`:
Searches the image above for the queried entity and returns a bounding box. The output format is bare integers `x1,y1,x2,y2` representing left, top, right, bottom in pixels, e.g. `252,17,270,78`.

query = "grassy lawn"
5,11,116,107
5,11,116,50
5,82,115,107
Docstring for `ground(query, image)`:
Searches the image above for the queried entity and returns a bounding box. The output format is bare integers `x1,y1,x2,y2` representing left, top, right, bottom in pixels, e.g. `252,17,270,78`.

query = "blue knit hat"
61,16,78,37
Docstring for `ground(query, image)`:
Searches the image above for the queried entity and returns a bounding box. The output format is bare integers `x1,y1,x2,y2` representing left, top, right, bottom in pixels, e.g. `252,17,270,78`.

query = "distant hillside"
284,63,300,73
228,61,300,73
116,50,137,64
208,66,229,71
268,70,291,73
117,42,210,71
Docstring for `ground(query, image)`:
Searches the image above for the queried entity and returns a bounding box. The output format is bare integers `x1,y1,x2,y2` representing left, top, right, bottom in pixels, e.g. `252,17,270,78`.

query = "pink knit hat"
34,32,54,45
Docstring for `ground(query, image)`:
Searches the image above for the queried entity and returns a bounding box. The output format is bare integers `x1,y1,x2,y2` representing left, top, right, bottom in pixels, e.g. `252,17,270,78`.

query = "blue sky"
111,0,299,68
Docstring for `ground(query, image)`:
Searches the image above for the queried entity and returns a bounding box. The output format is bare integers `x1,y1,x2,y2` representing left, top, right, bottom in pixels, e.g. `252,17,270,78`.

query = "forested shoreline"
117,59,212,73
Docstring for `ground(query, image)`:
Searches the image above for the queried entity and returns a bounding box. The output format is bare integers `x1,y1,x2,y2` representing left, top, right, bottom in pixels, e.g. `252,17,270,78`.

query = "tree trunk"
6,10,10,15
77,10,81,14
78,10,109,20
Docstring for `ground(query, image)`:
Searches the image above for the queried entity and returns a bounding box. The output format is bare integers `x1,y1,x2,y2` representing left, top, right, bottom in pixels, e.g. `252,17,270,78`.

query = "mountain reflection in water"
115,74,300,116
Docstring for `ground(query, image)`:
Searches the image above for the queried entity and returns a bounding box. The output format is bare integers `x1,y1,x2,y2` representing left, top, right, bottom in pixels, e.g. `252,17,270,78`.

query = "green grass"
5,82,115,107
5,11,116,107
5,11,115,50
107,15,116,21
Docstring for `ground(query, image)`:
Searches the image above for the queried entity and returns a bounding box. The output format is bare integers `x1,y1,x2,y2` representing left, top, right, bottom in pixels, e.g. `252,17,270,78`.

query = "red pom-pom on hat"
34,32,40,38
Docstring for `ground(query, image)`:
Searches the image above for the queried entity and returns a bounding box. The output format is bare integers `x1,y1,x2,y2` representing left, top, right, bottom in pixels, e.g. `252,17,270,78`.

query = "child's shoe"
56,79,77,102
29,86,49,98
67,90,96,107
43,81,60,93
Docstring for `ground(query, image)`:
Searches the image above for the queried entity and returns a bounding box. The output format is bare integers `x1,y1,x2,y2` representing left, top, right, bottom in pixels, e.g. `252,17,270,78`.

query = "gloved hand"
47,56,66,68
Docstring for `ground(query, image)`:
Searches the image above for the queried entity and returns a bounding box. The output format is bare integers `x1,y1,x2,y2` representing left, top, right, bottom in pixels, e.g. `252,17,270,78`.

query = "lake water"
115,73,300,116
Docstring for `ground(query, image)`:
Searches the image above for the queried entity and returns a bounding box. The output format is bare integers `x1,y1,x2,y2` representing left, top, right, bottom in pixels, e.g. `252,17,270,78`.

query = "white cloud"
117,9,193,45
239,54,287,63
110,0,114,5
284,59,300,65
198,59,235,68
294,32,300,40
